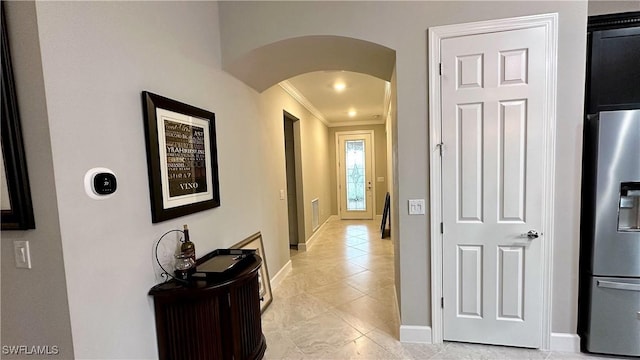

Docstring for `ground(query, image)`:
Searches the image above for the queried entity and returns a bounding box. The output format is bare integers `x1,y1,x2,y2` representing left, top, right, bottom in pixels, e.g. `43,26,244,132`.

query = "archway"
223,35,396,92
222,35,400,337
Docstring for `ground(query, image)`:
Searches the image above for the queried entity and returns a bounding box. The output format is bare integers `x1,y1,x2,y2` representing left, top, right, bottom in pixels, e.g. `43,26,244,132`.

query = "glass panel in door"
345,140,366,211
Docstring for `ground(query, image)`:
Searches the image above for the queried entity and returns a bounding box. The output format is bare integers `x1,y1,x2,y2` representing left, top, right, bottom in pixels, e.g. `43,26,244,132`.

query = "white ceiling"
280,71,389,127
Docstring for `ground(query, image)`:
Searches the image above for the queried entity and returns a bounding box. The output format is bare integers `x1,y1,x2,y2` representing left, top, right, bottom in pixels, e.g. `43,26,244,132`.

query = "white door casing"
428,14,558,349
336,131,375,220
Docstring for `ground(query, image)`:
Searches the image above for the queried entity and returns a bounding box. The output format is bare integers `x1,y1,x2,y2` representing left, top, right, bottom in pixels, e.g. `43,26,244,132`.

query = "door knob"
521,230,540,239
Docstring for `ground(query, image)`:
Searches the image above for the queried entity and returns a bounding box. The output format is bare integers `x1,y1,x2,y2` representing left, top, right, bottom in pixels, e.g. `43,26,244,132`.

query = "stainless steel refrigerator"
579,109,640,357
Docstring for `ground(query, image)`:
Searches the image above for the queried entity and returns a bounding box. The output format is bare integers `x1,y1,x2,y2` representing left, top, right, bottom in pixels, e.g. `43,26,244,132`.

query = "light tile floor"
262,218,623,360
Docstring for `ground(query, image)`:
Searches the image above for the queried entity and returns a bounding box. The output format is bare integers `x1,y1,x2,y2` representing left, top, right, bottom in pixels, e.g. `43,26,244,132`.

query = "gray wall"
218,0,588,335
388,69,401,312
1,1,593,356
588,0,640,15
25,1,294,357
1,2,74,359
261,85,333,245
296,103,332,240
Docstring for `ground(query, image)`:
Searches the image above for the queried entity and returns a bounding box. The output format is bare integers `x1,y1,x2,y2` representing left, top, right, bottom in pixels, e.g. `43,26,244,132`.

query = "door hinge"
441,297,444,308
439,63,442,76
440,222,444,234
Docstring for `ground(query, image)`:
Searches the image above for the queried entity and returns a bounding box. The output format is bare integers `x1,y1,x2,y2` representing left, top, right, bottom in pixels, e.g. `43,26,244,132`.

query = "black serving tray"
192,248,256,280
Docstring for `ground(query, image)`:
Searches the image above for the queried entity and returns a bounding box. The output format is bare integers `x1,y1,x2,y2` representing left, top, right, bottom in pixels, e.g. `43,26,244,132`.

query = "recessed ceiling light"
333,82,346,92
348,109,357,117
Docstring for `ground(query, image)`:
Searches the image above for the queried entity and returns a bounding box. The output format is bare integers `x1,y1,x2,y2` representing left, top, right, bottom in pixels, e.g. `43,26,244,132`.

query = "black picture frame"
1,3,35,230
142,91,220,223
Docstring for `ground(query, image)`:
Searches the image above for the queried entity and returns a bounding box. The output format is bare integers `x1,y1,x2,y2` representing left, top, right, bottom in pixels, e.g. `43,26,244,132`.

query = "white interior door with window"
337,131,374,220
431,15,557,349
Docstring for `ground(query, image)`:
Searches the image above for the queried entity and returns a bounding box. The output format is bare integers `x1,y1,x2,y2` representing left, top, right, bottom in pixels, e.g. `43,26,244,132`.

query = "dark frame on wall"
1,2,35,230
142,91,220,223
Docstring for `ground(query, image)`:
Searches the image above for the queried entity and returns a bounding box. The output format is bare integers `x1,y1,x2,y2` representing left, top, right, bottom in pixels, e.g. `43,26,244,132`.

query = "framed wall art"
231,232,273,312
1,3,35,230
142,91,220,223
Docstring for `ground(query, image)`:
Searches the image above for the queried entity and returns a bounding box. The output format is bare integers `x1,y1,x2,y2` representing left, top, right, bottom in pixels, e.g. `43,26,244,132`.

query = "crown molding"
588,11,640,32
327,119,386,128
279,80,388,128
279,81,329,126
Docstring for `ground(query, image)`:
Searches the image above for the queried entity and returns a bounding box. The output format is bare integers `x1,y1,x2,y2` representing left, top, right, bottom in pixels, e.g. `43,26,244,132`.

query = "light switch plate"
280,189,285,200
408,199,426,215
14,240,32,269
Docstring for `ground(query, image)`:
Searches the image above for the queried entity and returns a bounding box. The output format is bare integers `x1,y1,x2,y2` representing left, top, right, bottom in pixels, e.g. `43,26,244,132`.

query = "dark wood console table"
149,254,266,360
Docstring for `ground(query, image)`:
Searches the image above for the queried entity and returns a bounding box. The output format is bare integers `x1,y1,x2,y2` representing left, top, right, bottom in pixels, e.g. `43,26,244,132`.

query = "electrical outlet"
408,199,425,215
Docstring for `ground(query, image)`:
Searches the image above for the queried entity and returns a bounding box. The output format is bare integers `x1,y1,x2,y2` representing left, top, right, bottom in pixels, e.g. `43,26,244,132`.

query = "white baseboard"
550,333,580,353
400,325,432,344
297,216,333,252
397,328,578,351
270,260,292,290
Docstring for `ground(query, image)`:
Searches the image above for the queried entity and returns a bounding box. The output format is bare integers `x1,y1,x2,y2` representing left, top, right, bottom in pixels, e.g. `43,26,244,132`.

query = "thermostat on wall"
84,167,117,199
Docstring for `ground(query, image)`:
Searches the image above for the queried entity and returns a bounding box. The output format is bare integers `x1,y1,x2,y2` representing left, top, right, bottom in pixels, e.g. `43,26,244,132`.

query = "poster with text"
164,119,208,197
156,108,213,210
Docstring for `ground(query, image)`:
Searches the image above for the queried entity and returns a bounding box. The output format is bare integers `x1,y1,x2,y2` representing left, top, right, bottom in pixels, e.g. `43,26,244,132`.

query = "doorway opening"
223,33,400,339
283,111,304,249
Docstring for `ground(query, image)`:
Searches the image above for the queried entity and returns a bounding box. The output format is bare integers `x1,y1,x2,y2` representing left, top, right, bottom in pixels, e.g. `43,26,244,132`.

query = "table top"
148,253,261,296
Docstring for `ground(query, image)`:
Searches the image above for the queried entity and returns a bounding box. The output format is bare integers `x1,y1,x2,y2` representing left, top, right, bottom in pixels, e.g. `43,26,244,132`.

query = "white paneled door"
441,26,547,348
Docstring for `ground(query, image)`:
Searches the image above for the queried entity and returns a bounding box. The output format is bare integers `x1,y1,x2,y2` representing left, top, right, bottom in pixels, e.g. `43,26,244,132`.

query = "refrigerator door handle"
597,280,640,292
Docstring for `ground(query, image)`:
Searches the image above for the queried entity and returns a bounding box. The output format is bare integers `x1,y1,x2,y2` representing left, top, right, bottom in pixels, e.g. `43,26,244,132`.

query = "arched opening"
223,34,402,342
223,35,396,92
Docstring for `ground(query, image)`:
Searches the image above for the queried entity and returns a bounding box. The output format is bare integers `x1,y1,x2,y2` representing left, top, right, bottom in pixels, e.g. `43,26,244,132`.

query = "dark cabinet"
586,12,640,113
149,255,266,360
579,11,640,355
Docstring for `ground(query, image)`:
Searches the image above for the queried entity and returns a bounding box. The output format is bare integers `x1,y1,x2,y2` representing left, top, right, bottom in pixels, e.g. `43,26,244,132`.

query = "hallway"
262,218,401,358
261,218,619,359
